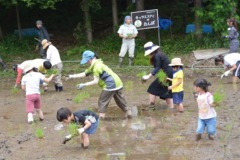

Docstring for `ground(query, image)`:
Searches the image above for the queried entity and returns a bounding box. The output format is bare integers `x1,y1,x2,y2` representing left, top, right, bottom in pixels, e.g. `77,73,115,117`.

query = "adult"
141,42,173,110
215,53,240,83
224,18,239,53
42,39,63,91
36,20,50,58
67,50,132,119
0,57,6,71
117,15,138,67
13,59,52,88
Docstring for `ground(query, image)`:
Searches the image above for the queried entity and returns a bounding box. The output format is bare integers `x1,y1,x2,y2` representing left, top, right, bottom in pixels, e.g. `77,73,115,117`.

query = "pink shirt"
197,92,217,119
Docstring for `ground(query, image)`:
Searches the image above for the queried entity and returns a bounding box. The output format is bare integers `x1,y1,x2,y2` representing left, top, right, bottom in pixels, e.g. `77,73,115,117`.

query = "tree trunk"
0,24,3,40
194,0,202,38
112,0,118,33
136,0,145,40
16,4,22,41
81,0,92,43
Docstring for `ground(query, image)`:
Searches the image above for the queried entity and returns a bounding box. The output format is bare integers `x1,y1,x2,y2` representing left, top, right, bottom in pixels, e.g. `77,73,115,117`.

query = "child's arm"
77,119,92,134
21,85,26,91
166,77,173,81
168,78,182,90
68,72,86,79
43,74,55,83
76,76,99,90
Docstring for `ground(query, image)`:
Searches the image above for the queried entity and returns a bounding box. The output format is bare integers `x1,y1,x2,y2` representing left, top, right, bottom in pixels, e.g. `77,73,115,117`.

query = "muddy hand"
141,78,147,84
76,83,85,90
62,134,72,144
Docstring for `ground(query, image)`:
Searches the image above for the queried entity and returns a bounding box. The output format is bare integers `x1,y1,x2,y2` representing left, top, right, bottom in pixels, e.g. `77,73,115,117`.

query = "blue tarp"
14,28,38,36
159,18,173,30
185,24,213,34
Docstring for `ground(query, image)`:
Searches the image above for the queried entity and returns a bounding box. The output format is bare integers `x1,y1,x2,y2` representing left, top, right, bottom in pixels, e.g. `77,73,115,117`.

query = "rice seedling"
11,87,20,94
46,69,58,76
73,91,90,104
156,70,169,87
136,71,147,78
213,91,224,104
35,128,44,139
68,123,80,136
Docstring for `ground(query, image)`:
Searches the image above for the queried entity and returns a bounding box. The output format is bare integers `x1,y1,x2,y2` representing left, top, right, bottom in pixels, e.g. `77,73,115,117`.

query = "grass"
35,127,44,139
156,70,169,87
73,91,90,104
46,69,58,76
125,81,133,91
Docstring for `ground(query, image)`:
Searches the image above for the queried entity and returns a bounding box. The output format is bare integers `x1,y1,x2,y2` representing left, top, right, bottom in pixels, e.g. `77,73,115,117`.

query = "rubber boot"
117,57,123,68
55,84,59,91
129,57,134,66
27,113,34,124
58,86,63,92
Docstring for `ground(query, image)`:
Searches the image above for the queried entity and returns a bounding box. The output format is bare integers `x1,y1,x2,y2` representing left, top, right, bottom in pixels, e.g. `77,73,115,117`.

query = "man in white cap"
42,39,63,91
36,20,50,58
117,15,138,67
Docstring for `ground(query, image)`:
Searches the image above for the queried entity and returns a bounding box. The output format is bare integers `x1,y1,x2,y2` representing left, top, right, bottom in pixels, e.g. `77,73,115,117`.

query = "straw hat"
169,58,184,66
41,39,51,49
144,42,160,56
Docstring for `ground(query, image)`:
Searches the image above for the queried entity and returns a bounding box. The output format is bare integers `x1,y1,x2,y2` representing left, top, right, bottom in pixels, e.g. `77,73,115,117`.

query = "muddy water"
1,71,240,160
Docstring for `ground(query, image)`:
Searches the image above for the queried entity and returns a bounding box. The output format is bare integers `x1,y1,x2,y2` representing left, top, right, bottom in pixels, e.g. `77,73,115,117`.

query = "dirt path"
1,70,240,160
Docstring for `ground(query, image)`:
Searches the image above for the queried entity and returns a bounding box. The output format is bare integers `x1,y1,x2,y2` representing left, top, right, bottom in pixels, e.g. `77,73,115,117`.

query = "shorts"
84,119,99,135
26,94,41,113
172,91,184,104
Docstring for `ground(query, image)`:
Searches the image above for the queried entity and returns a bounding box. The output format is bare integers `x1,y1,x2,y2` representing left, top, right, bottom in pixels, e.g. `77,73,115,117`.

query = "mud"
1,69,240,160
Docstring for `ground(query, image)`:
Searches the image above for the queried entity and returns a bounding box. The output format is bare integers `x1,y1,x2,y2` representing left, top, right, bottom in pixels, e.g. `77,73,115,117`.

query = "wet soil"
1,68,240,160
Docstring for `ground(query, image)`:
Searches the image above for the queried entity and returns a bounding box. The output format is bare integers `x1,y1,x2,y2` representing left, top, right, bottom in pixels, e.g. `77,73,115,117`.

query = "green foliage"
213,91,224,104
68,123,79,137
21,0,62,9
194,0,239,35
46,69,58,76
35,127,44,139
156,70,169,87
73,91,90,104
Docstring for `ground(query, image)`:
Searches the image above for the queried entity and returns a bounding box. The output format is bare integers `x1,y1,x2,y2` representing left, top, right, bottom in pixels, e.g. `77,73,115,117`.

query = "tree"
194,0,202,38
111,0,118,33
136,0,145,40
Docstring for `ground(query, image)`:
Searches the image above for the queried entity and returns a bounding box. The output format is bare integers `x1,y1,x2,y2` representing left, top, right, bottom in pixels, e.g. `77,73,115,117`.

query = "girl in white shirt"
193,78,217,141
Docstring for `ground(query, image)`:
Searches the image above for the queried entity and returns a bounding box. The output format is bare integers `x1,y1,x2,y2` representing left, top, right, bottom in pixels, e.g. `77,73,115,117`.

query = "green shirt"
85,59,123,90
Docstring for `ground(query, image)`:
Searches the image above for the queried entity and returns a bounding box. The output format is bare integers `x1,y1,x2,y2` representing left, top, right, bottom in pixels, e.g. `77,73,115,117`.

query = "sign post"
131,9,160,46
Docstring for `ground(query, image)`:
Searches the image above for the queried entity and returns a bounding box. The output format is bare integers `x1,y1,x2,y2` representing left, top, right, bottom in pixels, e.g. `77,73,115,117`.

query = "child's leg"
98,90,114,118
26,95,35,123
166,98,174,108
196,118,206,141
149,94,156,104
34,94,44,120
178,103,184,112
81,133,90,148
206,117,216,139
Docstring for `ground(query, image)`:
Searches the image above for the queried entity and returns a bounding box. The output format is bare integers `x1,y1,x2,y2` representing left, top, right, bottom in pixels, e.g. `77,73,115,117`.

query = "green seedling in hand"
156,70,169,87
35,128,44,139
11,87,20,94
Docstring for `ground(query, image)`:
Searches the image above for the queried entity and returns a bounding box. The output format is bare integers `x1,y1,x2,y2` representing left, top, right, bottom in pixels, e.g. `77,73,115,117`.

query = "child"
193,78,217,141
21,66,55,123
56,107,99,149
167,58,184,112
67,50,132,119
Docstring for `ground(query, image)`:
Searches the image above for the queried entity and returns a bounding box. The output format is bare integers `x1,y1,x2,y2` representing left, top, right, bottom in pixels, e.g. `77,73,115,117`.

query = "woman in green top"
67,50,132,119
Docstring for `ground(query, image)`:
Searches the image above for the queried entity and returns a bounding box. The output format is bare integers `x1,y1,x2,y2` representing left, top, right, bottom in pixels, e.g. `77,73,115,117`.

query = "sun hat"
80,50,95,65
41,39,52,49
124,15,131,23
169,58,184,66
36,20,43,25
144,42,160,56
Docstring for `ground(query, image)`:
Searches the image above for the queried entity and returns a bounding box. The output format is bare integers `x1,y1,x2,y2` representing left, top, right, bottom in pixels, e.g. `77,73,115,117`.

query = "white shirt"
18,60,32,73
118,24,138,43
21,72,45,95
197,92,216,119
46,45,62,66
224,53,240,66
